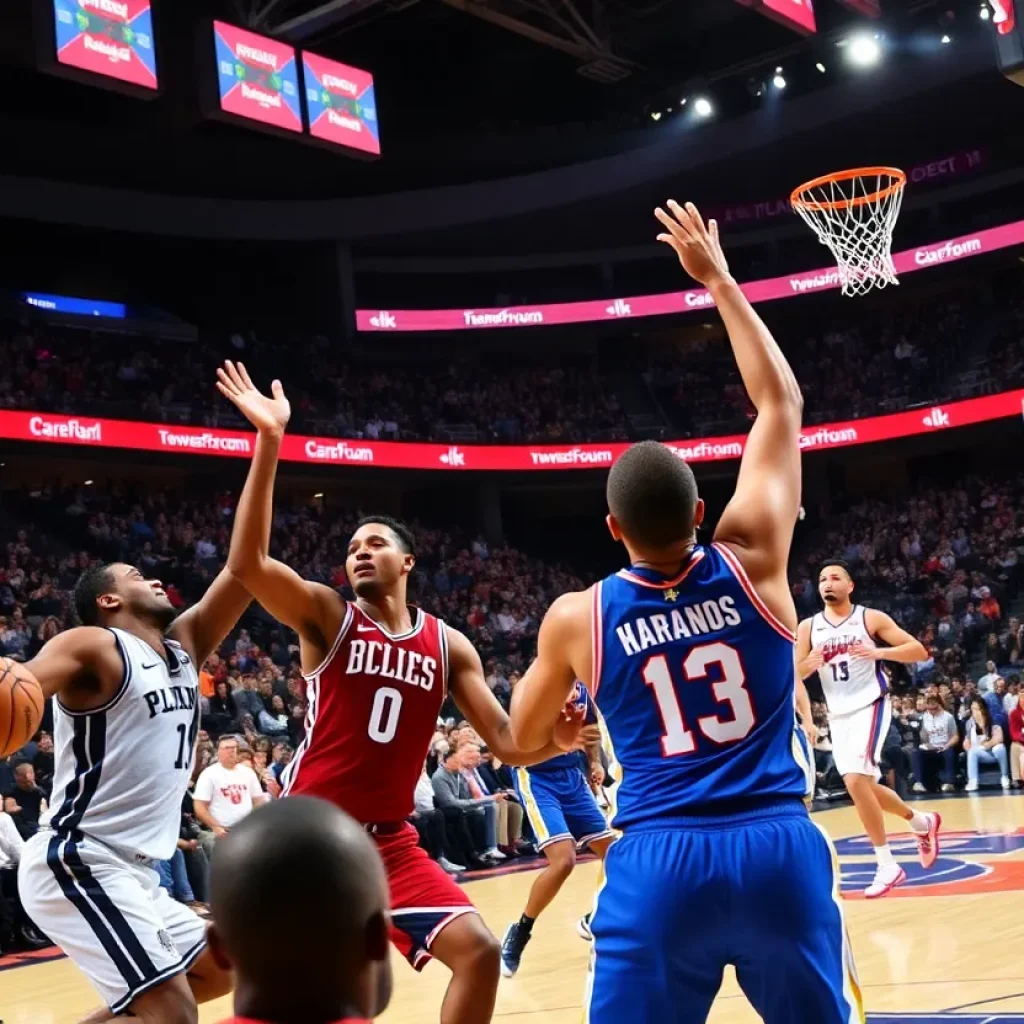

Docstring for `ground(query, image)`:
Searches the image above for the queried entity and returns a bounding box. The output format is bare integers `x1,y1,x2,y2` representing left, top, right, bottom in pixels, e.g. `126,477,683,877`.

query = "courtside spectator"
964,696,1010,791
2,763,47,840
912,696,959,793
193,736,268,857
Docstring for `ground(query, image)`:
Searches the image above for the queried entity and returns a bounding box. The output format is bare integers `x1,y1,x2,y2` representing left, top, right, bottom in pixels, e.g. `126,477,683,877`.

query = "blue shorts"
514,766,614,851
586,800,863,1024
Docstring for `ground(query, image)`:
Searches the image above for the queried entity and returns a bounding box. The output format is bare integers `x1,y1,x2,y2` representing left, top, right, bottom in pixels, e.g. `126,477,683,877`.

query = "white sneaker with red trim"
915,811,941,870
864,862,906,899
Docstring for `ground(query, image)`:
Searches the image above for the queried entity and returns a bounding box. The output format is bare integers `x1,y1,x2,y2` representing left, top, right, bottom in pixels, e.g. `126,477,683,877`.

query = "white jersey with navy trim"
810,605,887,717
42,626,200,862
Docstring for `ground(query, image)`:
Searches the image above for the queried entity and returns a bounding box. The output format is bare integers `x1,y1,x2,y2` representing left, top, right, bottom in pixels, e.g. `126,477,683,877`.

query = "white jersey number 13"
642,641,755,756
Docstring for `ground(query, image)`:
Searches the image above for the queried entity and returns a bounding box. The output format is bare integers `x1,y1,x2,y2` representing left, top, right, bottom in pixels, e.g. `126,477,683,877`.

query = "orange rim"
791,166,906,213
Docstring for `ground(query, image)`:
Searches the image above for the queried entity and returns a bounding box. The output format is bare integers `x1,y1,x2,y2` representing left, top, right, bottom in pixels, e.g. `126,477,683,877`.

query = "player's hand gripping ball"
0,658,44,757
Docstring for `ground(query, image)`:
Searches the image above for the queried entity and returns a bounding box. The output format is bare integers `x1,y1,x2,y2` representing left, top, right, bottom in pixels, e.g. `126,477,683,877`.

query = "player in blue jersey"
499,680,615,977
508,201,862,1024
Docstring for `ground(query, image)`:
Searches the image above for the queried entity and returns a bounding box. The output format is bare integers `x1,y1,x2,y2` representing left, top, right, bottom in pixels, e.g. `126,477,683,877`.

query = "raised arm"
507,590,592,753
445,625,581,765
857,610,927,664
216,362,345,664
655,201,803,604
168,570,252,668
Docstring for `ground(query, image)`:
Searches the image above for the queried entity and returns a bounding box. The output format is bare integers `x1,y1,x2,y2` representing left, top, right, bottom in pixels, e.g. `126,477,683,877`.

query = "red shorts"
375,822,477,971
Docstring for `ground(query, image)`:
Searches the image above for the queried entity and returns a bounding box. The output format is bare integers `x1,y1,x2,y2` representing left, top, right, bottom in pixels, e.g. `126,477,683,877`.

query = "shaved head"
208,796,391,1022
606,441,702,552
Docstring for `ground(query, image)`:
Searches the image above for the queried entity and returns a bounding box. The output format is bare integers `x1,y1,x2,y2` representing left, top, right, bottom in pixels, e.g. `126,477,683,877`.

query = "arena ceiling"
0,0,992,202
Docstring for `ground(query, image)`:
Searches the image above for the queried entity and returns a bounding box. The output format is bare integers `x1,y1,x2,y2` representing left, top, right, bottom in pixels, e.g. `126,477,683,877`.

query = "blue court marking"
839,855,990,892
833,831,1024,857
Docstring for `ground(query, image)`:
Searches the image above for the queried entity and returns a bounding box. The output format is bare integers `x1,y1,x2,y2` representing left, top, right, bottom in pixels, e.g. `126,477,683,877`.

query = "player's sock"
874,843,896,867
908,811,932,833
519,913,535,935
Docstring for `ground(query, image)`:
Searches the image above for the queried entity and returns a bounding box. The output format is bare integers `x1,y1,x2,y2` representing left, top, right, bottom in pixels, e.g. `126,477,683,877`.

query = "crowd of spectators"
2,278,1023,446
0,323,630,444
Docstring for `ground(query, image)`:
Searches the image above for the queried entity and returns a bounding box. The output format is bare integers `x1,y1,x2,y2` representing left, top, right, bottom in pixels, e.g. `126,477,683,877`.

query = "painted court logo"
836,828,1024,898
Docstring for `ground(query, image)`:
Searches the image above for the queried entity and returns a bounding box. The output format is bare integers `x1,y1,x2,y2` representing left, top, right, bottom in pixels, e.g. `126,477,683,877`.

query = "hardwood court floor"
7,796,1024,1024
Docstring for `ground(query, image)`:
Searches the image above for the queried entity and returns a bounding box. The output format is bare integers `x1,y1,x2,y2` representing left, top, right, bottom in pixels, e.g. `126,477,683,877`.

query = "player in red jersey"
210,795,389,1024
217,362,582,1024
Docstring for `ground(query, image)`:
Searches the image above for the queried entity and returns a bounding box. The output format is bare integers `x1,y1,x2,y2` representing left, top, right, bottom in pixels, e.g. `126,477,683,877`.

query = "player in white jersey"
13,550,253,1022
796,560,942,898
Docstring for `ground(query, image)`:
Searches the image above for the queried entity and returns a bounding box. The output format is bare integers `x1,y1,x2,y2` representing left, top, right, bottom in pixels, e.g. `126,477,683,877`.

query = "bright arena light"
941,33,951,43
694,96,713,117
847,34,881,67
980,2,991,18
773,73,787,89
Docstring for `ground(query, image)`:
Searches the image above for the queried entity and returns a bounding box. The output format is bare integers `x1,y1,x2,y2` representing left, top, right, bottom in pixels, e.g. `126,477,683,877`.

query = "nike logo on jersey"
141,662,161,670
356,623,377,633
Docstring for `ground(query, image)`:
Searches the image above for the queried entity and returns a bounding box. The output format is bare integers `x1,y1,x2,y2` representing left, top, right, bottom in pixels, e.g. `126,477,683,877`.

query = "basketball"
0,658,44,758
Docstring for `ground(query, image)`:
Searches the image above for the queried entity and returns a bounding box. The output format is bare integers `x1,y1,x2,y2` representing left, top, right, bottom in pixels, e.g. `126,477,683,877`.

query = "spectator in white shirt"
911,696,959,793
193,736,267,857
978,661,1000,694
964,697,1010,791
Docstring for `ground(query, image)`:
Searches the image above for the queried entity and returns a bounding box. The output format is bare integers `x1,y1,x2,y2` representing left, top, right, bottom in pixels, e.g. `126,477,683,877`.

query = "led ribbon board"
735,0,816,35
53,0,158,89
303,52,380,157
212,21,302,133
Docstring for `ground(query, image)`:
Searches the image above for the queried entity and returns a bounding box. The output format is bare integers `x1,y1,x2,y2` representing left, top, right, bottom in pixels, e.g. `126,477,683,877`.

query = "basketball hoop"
791,166,906,297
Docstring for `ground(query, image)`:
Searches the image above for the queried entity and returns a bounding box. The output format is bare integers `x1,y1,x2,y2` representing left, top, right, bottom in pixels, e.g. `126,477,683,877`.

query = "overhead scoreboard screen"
211,21,301,133
52,0,158,89
736,0,816,35
303,52,380,157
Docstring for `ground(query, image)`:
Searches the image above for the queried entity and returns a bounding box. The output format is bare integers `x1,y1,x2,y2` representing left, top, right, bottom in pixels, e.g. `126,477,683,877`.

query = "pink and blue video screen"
212,21,302,133
53,0,158,89
303,52,380,156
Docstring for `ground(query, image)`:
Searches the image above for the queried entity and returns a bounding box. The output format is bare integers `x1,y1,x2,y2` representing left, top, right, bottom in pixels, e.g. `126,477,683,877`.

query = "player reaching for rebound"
216,361,582,1024
509,201,861,1024
499,679,615,977
11,420,266,1021
797,562,939,898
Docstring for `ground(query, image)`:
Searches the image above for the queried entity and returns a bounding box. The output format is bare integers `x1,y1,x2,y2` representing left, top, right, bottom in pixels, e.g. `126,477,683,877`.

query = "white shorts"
829,697,891,780
18,830,207,1014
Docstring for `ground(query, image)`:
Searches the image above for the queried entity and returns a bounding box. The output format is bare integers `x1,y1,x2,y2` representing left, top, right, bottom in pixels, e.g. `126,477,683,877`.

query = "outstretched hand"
655,201,731,288
552,699,587,752
216,360,291,437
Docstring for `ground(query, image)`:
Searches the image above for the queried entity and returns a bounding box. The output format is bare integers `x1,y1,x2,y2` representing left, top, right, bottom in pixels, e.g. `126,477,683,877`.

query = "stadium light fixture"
651,110,662,121
694,96,713,117
980,2,991,17
847,34,882,66
816,62,827,72
941,33,951,42
773,72,787,89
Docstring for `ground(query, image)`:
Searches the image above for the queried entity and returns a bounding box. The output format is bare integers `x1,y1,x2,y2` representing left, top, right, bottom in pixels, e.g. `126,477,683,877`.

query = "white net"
791,168,905,297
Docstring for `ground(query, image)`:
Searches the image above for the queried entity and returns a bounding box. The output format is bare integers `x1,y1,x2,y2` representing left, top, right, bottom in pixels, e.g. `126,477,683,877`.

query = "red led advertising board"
302,51,380,157
210,21,302,133
735,0,816,35
2,390,1021,473
50,0,158,91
